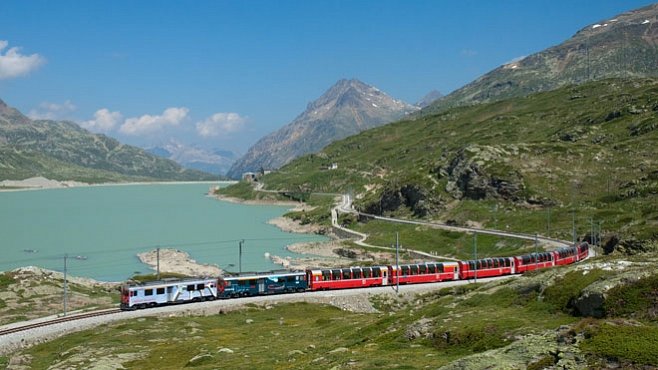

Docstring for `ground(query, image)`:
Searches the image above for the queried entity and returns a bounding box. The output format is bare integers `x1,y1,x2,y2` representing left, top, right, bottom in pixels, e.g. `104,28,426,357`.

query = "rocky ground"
0,267,117,326
137,248,223,277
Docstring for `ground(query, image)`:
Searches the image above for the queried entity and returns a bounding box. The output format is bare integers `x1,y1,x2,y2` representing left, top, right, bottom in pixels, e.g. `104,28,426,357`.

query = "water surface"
0,183,325,281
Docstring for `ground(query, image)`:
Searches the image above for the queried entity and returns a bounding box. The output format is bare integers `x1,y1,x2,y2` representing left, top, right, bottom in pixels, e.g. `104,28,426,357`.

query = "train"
120,242,589,310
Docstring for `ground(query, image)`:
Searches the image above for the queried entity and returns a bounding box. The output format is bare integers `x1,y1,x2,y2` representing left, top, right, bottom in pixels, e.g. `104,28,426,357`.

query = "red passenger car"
458,257,514,280
576,242,589,261
553,246,579,266
306,266,389,291
514,252,555,273
389,262,458,285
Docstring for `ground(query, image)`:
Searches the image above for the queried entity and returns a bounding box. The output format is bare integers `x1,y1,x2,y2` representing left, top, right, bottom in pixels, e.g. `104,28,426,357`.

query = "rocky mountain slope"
227,79,418,179
260,78,658,251
0,99,215,182
416,89,443,108
425,3,658,113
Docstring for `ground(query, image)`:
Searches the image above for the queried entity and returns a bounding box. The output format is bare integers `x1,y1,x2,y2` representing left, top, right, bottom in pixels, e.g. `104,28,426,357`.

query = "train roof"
124,276,217,289
222,271,305,281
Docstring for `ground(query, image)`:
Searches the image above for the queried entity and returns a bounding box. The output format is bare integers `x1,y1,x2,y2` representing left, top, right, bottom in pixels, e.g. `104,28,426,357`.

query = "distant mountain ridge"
227,79,418,178
425,3,658,113
147,141,237,176
0,99,214,182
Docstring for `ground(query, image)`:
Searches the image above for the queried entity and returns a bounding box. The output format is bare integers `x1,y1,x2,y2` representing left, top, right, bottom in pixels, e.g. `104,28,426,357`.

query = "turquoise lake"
0,183,326,281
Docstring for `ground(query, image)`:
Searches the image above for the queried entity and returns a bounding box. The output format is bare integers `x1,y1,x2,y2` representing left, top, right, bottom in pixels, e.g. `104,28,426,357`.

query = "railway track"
0,308,122,337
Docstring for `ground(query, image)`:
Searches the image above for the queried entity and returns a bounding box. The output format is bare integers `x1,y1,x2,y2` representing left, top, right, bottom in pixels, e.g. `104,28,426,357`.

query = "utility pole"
572,209,577,246
546,207,551,238
63,254,68,317
590,218,595,246
239,239,244,274
597,221,604,247
395,232,400,294
535,233,539,270
493,204,498,230
473,232,478,284
156,247,160,280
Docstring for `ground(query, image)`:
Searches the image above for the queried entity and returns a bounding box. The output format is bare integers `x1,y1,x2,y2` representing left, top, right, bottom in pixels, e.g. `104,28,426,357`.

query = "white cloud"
28,100,76,120
0,40,46,79
119,107,189,136
196,112,247,138
80,108,123,133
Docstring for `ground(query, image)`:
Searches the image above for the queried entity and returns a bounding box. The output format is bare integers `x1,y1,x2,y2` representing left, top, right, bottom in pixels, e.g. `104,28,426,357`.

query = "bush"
543,269,608,315
0,273,14,289
434,323,509,353
580,323,658,365
604,274,658,321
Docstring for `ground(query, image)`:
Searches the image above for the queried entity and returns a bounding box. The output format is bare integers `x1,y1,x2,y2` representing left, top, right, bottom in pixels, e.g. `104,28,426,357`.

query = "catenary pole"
63,254,68,317
239,239,244,274
396,232,399,294
473,232,477,284
156,247,160,280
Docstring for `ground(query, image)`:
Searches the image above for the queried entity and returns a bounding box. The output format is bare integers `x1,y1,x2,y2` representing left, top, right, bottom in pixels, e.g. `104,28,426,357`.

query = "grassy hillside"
6,257,658,368
0,101,215,182
254,78,658,251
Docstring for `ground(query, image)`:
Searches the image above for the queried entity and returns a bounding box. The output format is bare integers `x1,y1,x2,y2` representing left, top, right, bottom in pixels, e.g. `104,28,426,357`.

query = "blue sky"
0,0,653,153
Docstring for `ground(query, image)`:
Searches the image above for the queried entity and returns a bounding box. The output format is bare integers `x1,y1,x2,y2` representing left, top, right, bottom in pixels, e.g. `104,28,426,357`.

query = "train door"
382,268,388,285
258,278,265,294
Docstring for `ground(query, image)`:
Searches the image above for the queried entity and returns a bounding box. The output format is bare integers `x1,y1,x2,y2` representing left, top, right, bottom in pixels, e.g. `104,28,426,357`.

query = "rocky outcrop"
440,146,525,202
362,184,441,217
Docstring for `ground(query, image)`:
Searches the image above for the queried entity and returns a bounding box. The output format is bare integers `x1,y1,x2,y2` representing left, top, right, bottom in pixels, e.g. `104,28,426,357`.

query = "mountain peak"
425,3,658,113
227,79,418,178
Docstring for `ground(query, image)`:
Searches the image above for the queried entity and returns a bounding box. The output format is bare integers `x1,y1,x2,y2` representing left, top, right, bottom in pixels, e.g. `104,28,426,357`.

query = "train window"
469,261,475,269
322,270,330,281
437,264,444,273
144,289,153,296
372,268,380,277
401,266,409,276
187,285,195,291
353,269,362,279
130,291,137,297
410,265,418,275
363,268,371,278
156,287,165,295
197,284,205,290
419,265,427,274
342,270,351,280
167,287,173,293
332,270,342,280
426,264,435,274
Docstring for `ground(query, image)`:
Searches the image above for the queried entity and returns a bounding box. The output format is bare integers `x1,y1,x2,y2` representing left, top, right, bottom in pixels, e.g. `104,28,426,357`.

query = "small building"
242,172,258,182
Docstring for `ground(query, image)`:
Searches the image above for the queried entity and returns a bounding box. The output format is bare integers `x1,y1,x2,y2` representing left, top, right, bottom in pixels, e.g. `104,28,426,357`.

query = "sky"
0,0,654,154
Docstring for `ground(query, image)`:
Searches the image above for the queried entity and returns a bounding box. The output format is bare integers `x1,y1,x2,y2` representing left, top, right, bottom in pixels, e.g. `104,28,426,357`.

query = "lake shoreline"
0,176,236,193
